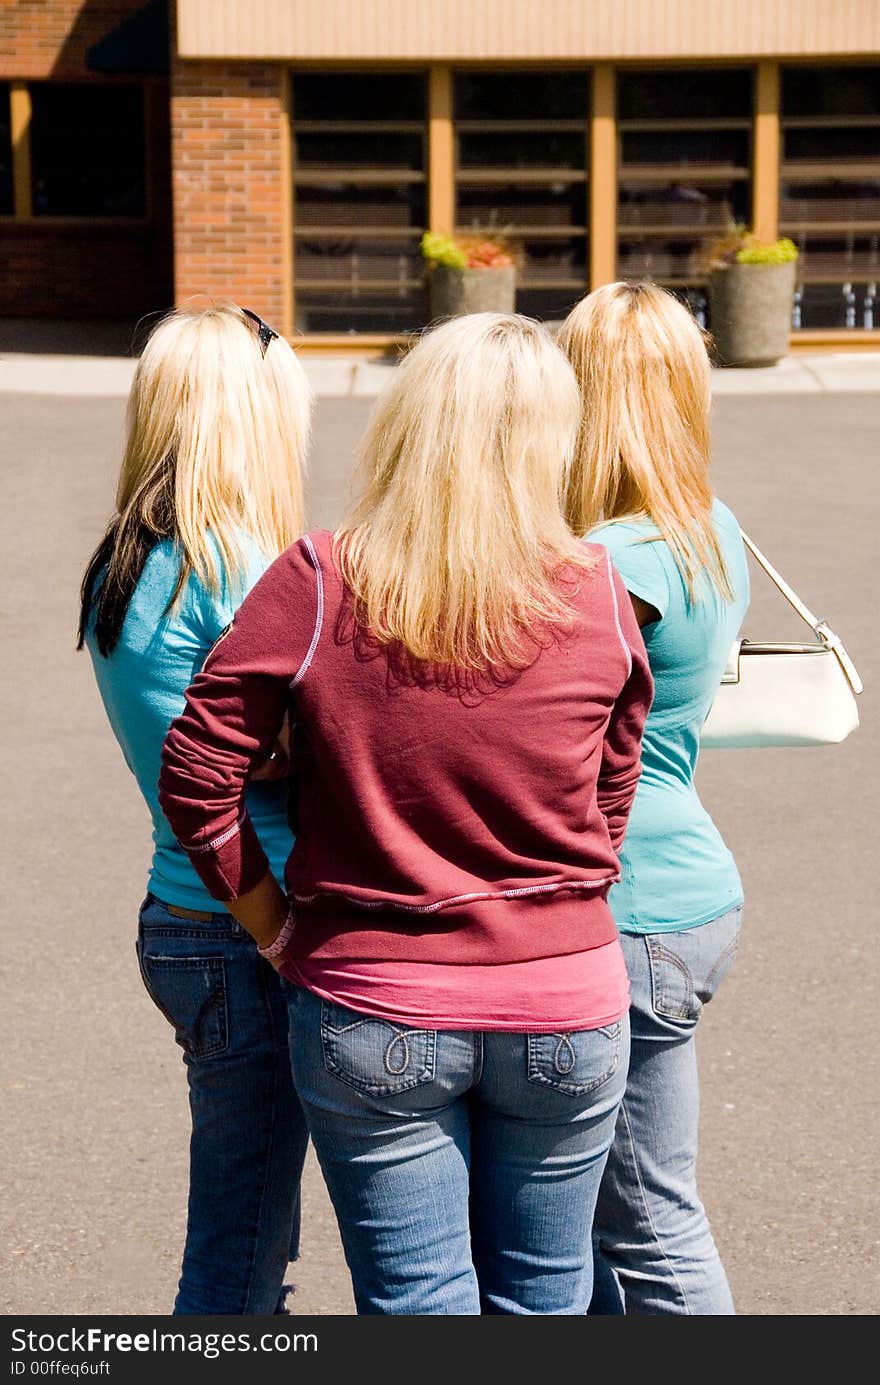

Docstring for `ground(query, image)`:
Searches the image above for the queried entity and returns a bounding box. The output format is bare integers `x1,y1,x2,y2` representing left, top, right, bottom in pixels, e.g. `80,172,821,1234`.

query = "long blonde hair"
558,281,731,600
79,302,312,654
336,312,593,671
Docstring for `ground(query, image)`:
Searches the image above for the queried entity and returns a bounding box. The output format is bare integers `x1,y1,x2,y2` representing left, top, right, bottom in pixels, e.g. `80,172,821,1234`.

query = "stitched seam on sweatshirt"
291,535,325,689
606,551,632,679
188,808,247,854
292,875,619,914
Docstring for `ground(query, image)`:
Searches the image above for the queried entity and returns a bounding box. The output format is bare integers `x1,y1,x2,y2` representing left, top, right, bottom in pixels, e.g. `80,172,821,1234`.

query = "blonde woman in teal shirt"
77,304,313,1313
560,283,749,1314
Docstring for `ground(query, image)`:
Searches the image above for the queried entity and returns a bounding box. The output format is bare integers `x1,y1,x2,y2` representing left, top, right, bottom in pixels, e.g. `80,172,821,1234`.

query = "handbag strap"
740,530,863,694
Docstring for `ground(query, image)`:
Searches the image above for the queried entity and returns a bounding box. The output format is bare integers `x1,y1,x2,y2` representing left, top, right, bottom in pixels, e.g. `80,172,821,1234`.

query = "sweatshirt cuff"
183,812,272,903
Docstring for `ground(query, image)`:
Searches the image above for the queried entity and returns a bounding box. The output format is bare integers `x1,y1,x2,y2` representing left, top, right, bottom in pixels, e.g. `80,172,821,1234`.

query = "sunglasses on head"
241,307,280,357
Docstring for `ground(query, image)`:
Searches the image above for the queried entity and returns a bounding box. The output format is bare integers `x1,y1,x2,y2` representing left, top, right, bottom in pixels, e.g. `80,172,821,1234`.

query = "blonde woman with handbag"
560,282,749,1314
158,313,653,1314
77,304,313,1313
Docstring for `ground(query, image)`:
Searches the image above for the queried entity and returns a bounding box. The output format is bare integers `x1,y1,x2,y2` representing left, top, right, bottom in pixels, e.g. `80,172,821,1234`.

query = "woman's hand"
250,740,290,781
223,871,291,969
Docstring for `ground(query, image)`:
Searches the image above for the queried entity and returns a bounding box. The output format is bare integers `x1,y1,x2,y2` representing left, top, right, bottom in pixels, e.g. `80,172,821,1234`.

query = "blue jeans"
590,906,743,1315
137,895,309,1315
287,984,629,1314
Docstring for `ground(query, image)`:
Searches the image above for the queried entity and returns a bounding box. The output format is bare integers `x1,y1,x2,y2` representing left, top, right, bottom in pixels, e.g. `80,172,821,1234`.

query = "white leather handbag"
701,531,863,749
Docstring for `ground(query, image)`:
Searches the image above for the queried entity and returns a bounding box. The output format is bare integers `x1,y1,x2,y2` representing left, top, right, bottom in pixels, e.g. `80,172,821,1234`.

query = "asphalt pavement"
1,386,877,1315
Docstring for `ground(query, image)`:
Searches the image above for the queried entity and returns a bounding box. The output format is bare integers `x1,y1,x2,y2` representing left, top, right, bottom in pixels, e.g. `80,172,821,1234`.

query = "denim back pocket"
136,945,229,1060
647,907,742,1024
320,999,436,1096
526,1023,622,1097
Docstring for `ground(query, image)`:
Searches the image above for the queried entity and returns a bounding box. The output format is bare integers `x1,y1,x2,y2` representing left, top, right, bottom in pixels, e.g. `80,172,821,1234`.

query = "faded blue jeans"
590,905,742,1315
287,983,629,1314
137,895,309,1315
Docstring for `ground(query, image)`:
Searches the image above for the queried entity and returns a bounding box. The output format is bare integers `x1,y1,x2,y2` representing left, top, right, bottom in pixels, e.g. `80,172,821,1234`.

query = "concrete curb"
1,350,879,399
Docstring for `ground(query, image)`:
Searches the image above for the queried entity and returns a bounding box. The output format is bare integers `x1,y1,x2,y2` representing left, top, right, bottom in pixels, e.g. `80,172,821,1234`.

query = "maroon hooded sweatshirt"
159,531,652,968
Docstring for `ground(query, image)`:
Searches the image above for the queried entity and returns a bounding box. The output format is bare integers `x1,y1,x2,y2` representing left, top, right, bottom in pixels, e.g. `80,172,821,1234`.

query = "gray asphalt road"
1,389,877,1316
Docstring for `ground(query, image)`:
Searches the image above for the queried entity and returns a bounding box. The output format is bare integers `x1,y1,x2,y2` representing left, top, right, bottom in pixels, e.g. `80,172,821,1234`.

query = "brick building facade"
0,1,172,319
172,60,291,332
2,2,880,346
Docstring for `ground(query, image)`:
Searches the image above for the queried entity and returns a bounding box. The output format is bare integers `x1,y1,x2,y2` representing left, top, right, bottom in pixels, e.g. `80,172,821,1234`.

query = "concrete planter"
427,264,517,320
708,260,797,366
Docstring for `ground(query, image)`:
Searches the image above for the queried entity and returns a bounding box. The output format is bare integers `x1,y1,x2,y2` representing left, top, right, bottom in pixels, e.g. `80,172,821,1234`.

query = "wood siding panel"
178,1,880,62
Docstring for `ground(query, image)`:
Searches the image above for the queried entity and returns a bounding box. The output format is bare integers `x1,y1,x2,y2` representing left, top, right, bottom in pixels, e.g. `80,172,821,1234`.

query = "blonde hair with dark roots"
78,302,312,654
558,281,732,601
337,312,595,672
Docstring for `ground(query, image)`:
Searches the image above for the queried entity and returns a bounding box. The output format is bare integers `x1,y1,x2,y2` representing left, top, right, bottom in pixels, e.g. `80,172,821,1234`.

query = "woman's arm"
597,565,653,853
630,593,661,628
159,539,321,946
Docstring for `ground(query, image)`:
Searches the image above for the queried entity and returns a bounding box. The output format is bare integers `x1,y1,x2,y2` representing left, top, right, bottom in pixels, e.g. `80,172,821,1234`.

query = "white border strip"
293,874,618,915
291,534,325,688
189,807,247,854
606,551,632,679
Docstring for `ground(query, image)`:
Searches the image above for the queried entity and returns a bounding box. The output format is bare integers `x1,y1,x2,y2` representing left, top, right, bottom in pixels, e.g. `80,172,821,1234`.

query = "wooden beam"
10,83,32,219
428,65,454,234
589,65,616,289
753,61,780,242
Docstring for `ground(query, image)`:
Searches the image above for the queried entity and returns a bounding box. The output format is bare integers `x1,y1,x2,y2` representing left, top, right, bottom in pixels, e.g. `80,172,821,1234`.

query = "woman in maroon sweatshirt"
159,312,652,1315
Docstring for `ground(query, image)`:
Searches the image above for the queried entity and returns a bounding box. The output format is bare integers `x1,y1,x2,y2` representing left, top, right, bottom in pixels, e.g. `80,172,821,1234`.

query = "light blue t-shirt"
591,498,749,934
85,534,292,913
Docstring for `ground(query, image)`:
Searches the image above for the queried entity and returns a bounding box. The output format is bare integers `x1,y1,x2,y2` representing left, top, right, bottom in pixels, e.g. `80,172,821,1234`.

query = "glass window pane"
0,84,12,215
296,183,424,230
617,238,707,284
293,74,426,121
292,73,427,333
295,132,424,170
517,287,585,322
782,66,880,118
455,72,587,122
517,235,585,285
621,130,750,169
618,182,748,233
781,66,880,331
781,180,880,227
618,69,752,121
617,68,752,301
295,235,423,284
457,182,585,231
784,126,880,164
794,281,878,329
453,71,589,320
458,131,585,170
790,233,880,282
30,83,145,217
295,287,427,334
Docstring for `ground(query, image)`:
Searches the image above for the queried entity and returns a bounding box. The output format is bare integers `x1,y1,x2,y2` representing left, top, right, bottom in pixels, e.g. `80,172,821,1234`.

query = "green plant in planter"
736,237,799,265
705,226,800,367
421,232,519,318
706,225,799,268
421,231,516,270
420,232,468,270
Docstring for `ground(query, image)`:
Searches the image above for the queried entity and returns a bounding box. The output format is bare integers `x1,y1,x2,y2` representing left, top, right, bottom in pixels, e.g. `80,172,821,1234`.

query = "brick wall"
0,1,146,79
0,2,173,320
172,60,289,331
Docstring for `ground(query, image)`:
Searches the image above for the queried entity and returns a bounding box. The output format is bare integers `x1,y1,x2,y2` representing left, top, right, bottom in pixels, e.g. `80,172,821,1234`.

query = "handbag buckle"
815,621,864,696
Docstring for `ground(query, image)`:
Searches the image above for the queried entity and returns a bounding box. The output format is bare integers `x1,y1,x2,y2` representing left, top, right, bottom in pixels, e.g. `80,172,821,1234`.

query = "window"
29,83,146,217
292,73,428,333
616,69,753,320
0,84,12,215
454,71,590,321
781,66,880,329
